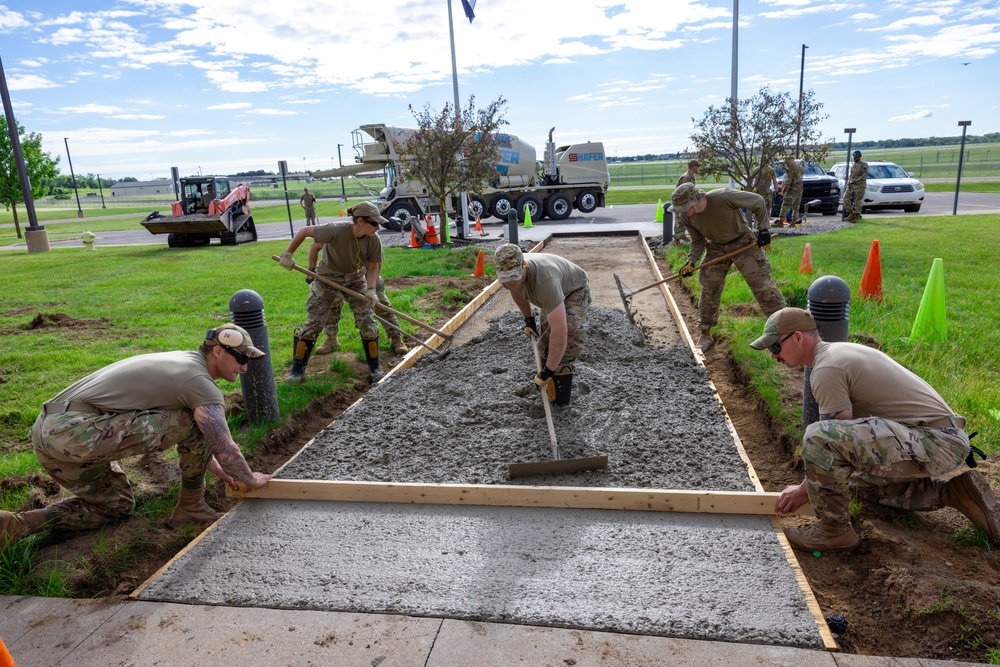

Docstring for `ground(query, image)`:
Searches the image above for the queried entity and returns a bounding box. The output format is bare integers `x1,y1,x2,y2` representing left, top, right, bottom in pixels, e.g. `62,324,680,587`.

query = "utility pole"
96,173,107,208
337,144,346,199
729,0,738,188
0,55,47,251
954,120,971,215
795,44,808,158
63,138,84,218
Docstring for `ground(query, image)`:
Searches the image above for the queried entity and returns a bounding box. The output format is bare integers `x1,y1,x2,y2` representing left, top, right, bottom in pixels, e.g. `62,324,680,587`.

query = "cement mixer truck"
314,124,610,229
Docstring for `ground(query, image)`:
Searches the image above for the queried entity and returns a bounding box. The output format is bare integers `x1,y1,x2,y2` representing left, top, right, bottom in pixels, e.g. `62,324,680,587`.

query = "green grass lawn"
663,214,1000,451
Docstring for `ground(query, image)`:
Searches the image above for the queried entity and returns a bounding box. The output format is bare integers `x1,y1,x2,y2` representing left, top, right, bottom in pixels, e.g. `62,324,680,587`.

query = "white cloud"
207,102,253,110
888,110,933,121
19,58,48,67
7,74,59,90
0,6,31,31
862,14,945,32
59,103,124,114
247,108,297,115
111,114,167,120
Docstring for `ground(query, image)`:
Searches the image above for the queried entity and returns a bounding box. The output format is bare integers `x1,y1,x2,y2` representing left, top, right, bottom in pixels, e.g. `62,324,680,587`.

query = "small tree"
397,95,508,241
690,86,829,189
0,116,59,238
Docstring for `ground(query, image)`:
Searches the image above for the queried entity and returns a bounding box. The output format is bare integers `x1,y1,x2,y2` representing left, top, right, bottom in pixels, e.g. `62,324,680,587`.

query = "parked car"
828,161,924,213
771,161,841,218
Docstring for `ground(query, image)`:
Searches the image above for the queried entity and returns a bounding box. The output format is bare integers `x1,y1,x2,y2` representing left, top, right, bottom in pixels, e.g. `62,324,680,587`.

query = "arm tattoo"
195,403,254,484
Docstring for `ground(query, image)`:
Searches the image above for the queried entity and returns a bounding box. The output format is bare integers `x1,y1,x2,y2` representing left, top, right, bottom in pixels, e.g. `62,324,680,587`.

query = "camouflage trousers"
30,408,210,531
539,283,591,373
325,276,400,341
843,184,864,217
802,417,970,525
304,207,317,226
299,274,377,341
779,189,802,223
698,231,786,330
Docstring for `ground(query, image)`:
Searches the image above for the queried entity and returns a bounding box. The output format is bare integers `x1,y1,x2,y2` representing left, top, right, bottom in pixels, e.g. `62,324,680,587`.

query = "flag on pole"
461,0,476,23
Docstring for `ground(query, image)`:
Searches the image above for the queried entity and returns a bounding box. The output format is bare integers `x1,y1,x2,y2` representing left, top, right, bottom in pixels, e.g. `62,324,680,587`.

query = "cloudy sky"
1,0,997,180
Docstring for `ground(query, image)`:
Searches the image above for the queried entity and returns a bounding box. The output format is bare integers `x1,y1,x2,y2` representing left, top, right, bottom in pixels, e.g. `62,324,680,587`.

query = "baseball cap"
853,150,862,158
205,323,266,360
668,182,705,213
349,201,389,226
688,159,700,168
749,308,817,350
494,243,525,283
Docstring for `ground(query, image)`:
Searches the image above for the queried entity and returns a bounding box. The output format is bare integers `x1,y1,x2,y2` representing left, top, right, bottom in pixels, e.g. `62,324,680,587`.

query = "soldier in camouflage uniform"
843,150,868,223
279,202,388,383
776,156,803,227
300,187,318,226
752,308,999,552
305,241,407,356
669,183,786,353
751,162,778,218
0,324,273,546
672,159,699,245
494,243,590,407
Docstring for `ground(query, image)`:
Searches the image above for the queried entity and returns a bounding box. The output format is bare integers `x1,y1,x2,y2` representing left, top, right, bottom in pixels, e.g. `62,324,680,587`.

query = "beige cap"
494,243,525,283
750,308,817,350
205,323,266,360
349,201,389,226
668,182,705,213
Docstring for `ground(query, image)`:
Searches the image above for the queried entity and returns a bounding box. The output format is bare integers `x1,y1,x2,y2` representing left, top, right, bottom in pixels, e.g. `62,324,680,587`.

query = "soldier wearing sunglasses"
2,324,273,546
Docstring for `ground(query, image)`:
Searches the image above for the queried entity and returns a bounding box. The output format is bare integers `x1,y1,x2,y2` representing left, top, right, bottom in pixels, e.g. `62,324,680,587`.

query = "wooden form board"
229,479,813,515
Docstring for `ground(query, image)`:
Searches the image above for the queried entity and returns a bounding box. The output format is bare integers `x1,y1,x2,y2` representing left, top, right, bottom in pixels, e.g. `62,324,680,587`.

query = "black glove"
756,229,771,249
523,316,539,338
305,267,316,284
679,261,696,278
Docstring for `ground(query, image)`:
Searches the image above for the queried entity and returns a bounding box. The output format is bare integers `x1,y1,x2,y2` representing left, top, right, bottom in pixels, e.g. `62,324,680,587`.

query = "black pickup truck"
771,162,841,217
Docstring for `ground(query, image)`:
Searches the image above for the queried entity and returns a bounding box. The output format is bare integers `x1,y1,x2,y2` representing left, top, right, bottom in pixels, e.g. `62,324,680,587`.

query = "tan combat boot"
168,487,222,527
784,521,860,553
315,334,340,355
697,328,714,353
389,333,408,355
942,470,1000,543
1,508,54,545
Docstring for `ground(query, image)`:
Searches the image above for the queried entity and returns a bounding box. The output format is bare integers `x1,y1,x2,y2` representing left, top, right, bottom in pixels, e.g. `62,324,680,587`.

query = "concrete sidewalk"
0,595,986,667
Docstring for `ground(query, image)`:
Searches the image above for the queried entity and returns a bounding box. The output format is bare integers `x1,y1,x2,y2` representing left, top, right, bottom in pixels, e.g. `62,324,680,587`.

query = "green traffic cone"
655,199,664,223
442,214,451,244
910,258,946,343
523,206,533,228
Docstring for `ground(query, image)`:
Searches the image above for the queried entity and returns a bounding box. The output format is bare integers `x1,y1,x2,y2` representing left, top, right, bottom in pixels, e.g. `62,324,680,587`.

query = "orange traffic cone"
409,226,420,248
858,239,884,301
799,242,813,274
339,208,344,217
472,250,485,277
475,216,487,237
425,217,440,245
0,636,15,667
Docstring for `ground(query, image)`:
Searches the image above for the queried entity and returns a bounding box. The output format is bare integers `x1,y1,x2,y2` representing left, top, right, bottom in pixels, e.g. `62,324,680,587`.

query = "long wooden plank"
229,479,814,516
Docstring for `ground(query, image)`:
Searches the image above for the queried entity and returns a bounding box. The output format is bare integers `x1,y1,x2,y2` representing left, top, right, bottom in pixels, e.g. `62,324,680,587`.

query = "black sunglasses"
768,332,795,355
222,346,251,365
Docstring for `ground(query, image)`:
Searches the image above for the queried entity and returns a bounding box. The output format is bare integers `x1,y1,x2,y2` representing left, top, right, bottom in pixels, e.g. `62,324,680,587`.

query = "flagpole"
447,0,460,113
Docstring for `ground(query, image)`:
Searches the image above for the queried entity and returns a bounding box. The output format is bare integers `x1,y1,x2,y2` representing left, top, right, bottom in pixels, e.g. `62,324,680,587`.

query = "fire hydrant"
81,230,96,250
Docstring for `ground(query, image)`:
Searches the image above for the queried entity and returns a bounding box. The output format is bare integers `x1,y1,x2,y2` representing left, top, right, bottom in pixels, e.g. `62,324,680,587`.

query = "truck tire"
384,202,416,231
575,190,599,214
167,233,184,248
490,195,514,219
469,195,490,220
544,193,572,220
516,195,542,222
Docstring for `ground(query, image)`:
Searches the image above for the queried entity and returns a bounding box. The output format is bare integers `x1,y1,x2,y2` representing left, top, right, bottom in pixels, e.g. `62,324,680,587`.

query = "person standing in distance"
843,150,868,223
776,156,803,227
300,187,318,227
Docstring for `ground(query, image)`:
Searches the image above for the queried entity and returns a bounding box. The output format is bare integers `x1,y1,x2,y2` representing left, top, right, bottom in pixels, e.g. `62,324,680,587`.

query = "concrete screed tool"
507,333,609,479
614,242,758,328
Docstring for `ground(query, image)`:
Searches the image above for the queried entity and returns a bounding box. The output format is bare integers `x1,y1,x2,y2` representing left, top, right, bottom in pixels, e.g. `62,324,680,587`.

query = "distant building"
109,179,175,197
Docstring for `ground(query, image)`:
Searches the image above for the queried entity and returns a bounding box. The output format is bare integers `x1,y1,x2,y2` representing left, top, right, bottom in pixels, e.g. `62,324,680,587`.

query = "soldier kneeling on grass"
1,324,273,546
753,308,999,553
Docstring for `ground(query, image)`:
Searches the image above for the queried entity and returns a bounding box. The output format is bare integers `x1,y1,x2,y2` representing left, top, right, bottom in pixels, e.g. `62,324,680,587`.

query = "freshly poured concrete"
139,303,823,648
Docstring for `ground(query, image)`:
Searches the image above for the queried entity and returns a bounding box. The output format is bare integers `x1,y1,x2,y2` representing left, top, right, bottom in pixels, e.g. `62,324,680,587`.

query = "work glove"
756,229,771,249
305,267,316,284
679,260,697,278
523,316,539,338
279,250,296,270
365,287,379,306
534,366,556,401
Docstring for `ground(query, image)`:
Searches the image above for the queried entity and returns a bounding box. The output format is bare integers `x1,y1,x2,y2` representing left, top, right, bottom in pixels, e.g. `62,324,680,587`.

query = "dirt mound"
25,312,111,330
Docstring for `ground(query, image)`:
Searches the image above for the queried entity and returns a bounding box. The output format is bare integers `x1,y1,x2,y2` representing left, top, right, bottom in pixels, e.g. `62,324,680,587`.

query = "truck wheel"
167,233,182,248
575,190,599,214
516,195,542,222
544,194,572,220
385,202,416,231
490,195,514,219
469,195,490,220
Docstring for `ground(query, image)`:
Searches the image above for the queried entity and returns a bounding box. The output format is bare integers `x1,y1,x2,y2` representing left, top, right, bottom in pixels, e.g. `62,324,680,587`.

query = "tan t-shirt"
679,188,768,264
510,254,588,315
47,351,223,413
313,221,383,280
810,341,954,424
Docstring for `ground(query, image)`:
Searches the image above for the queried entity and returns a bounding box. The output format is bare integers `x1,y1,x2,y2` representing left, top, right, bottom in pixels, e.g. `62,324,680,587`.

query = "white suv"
828,161,925,213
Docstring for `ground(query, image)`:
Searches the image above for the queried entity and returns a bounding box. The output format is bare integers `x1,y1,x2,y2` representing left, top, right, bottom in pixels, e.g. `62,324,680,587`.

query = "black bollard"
507,210,518,245
229,289,280,424
803,276,851,427
662,206,674,244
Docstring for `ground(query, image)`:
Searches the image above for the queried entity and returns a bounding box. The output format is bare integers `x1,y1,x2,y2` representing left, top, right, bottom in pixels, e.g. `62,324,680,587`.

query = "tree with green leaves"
0,116,59,239
397,95,508,241
690,86,829,189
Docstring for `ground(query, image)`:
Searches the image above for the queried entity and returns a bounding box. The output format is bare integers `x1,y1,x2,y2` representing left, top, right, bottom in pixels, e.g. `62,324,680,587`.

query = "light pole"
63,138,84,218
844,128,855,219
337,144,346,199
1,54,46,250
954,120,971,215
795,44,808,158
96,173,107,208
729,0,738,188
